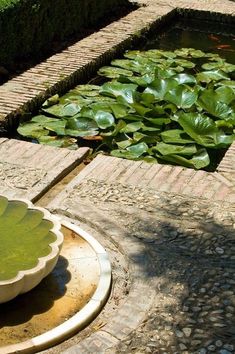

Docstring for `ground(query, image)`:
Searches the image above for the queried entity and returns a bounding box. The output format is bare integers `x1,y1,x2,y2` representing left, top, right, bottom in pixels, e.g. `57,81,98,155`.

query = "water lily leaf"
155,148,210,169
44,120,66,135
66,117,98,130
215,86,235,105
17,122,49,139
172,59,195,68
122,114,143,121
111,58,154,75
131,102,152,116
202,61,235,73
120,121,143,133
141,156,158,163
127,142,149,155
141,125,161,132
196,70,229,83
100,81,138,104
90,102,113,114
177,112,234,148
98,66,133,78
75,84,100,92
154,142,197,156
89,95,115,103
42,94,59,107
109,103,129,118
59,94,92,106
172,73,197,85
161,51,176,59
120,73,154,87
111,142,148,159
42,102,81,117
101,120,127,137
124,50,142,59
78,107,95,119
198,89,235,119
65,129,98,137
144,78,178,100
155,67,177,79
215,120,234,130
141,92,155,105
165,85,198,108
218,80,235,88
174,48,206,58
142,49,165,58
94,111,115,129
38,135,77,149
31,115,59,124
160,129,195,144
71,85,101,97
116,139,133,149
144,117,171,126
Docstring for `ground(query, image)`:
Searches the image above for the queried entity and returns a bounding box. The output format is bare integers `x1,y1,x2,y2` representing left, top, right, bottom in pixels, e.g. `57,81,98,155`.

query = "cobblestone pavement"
47,156,235,354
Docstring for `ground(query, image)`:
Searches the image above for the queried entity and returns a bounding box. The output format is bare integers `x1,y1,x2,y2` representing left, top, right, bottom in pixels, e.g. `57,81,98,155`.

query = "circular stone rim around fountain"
0,219,112,354
0,196,64,304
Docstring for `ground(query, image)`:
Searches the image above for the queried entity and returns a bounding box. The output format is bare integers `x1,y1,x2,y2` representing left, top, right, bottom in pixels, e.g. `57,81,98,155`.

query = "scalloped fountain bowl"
0,195,63,304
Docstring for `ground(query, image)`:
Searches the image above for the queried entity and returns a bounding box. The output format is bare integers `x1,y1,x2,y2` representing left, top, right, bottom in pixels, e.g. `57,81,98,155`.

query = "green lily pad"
42,94,60,108
98,66,133,79
196,70,229,83
111,142,148,159
17,122,49,139
177,112,235,148
42,102,81,117
100,81,138,104
66,117,98,130
144,78,178,100
160,129,195,144
94,111,115,129
165,85,198,109
38,135,78,149
198,89,235,120
154,142,197,156
120,121,143,133
156,148,210,169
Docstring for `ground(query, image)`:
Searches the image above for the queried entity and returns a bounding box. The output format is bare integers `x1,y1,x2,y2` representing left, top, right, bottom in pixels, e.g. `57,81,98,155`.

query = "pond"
16,18,235,171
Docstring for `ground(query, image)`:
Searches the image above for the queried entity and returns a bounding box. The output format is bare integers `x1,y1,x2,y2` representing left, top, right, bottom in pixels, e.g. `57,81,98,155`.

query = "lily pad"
165,85,198,109
177,112,235,148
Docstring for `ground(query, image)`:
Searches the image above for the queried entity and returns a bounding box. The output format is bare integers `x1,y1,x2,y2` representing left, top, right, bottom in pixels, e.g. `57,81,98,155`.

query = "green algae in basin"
0,196,57,281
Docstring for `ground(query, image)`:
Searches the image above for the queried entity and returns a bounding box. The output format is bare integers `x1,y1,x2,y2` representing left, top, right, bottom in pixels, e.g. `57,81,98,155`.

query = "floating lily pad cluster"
18,48,235,169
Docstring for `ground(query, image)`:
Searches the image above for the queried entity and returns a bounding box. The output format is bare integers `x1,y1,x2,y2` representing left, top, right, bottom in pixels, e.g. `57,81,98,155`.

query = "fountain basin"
0,195,63,303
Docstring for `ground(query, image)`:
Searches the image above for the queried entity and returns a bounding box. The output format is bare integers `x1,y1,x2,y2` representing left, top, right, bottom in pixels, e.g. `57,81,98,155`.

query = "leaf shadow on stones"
85,193,235,354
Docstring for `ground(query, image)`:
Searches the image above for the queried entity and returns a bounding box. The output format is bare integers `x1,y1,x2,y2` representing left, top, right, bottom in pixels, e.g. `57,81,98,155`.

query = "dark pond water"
143,18,235,64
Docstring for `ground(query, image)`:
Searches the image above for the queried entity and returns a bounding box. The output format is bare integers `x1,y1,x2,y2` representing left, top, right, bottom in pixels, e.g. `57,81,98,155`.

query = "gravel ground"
62,179,235,354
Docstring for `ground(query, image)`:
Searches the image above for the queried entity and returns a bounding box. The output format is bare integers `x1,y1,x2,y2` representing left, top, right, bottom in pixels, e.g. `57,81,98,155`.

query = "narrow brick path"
48,154,235,204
